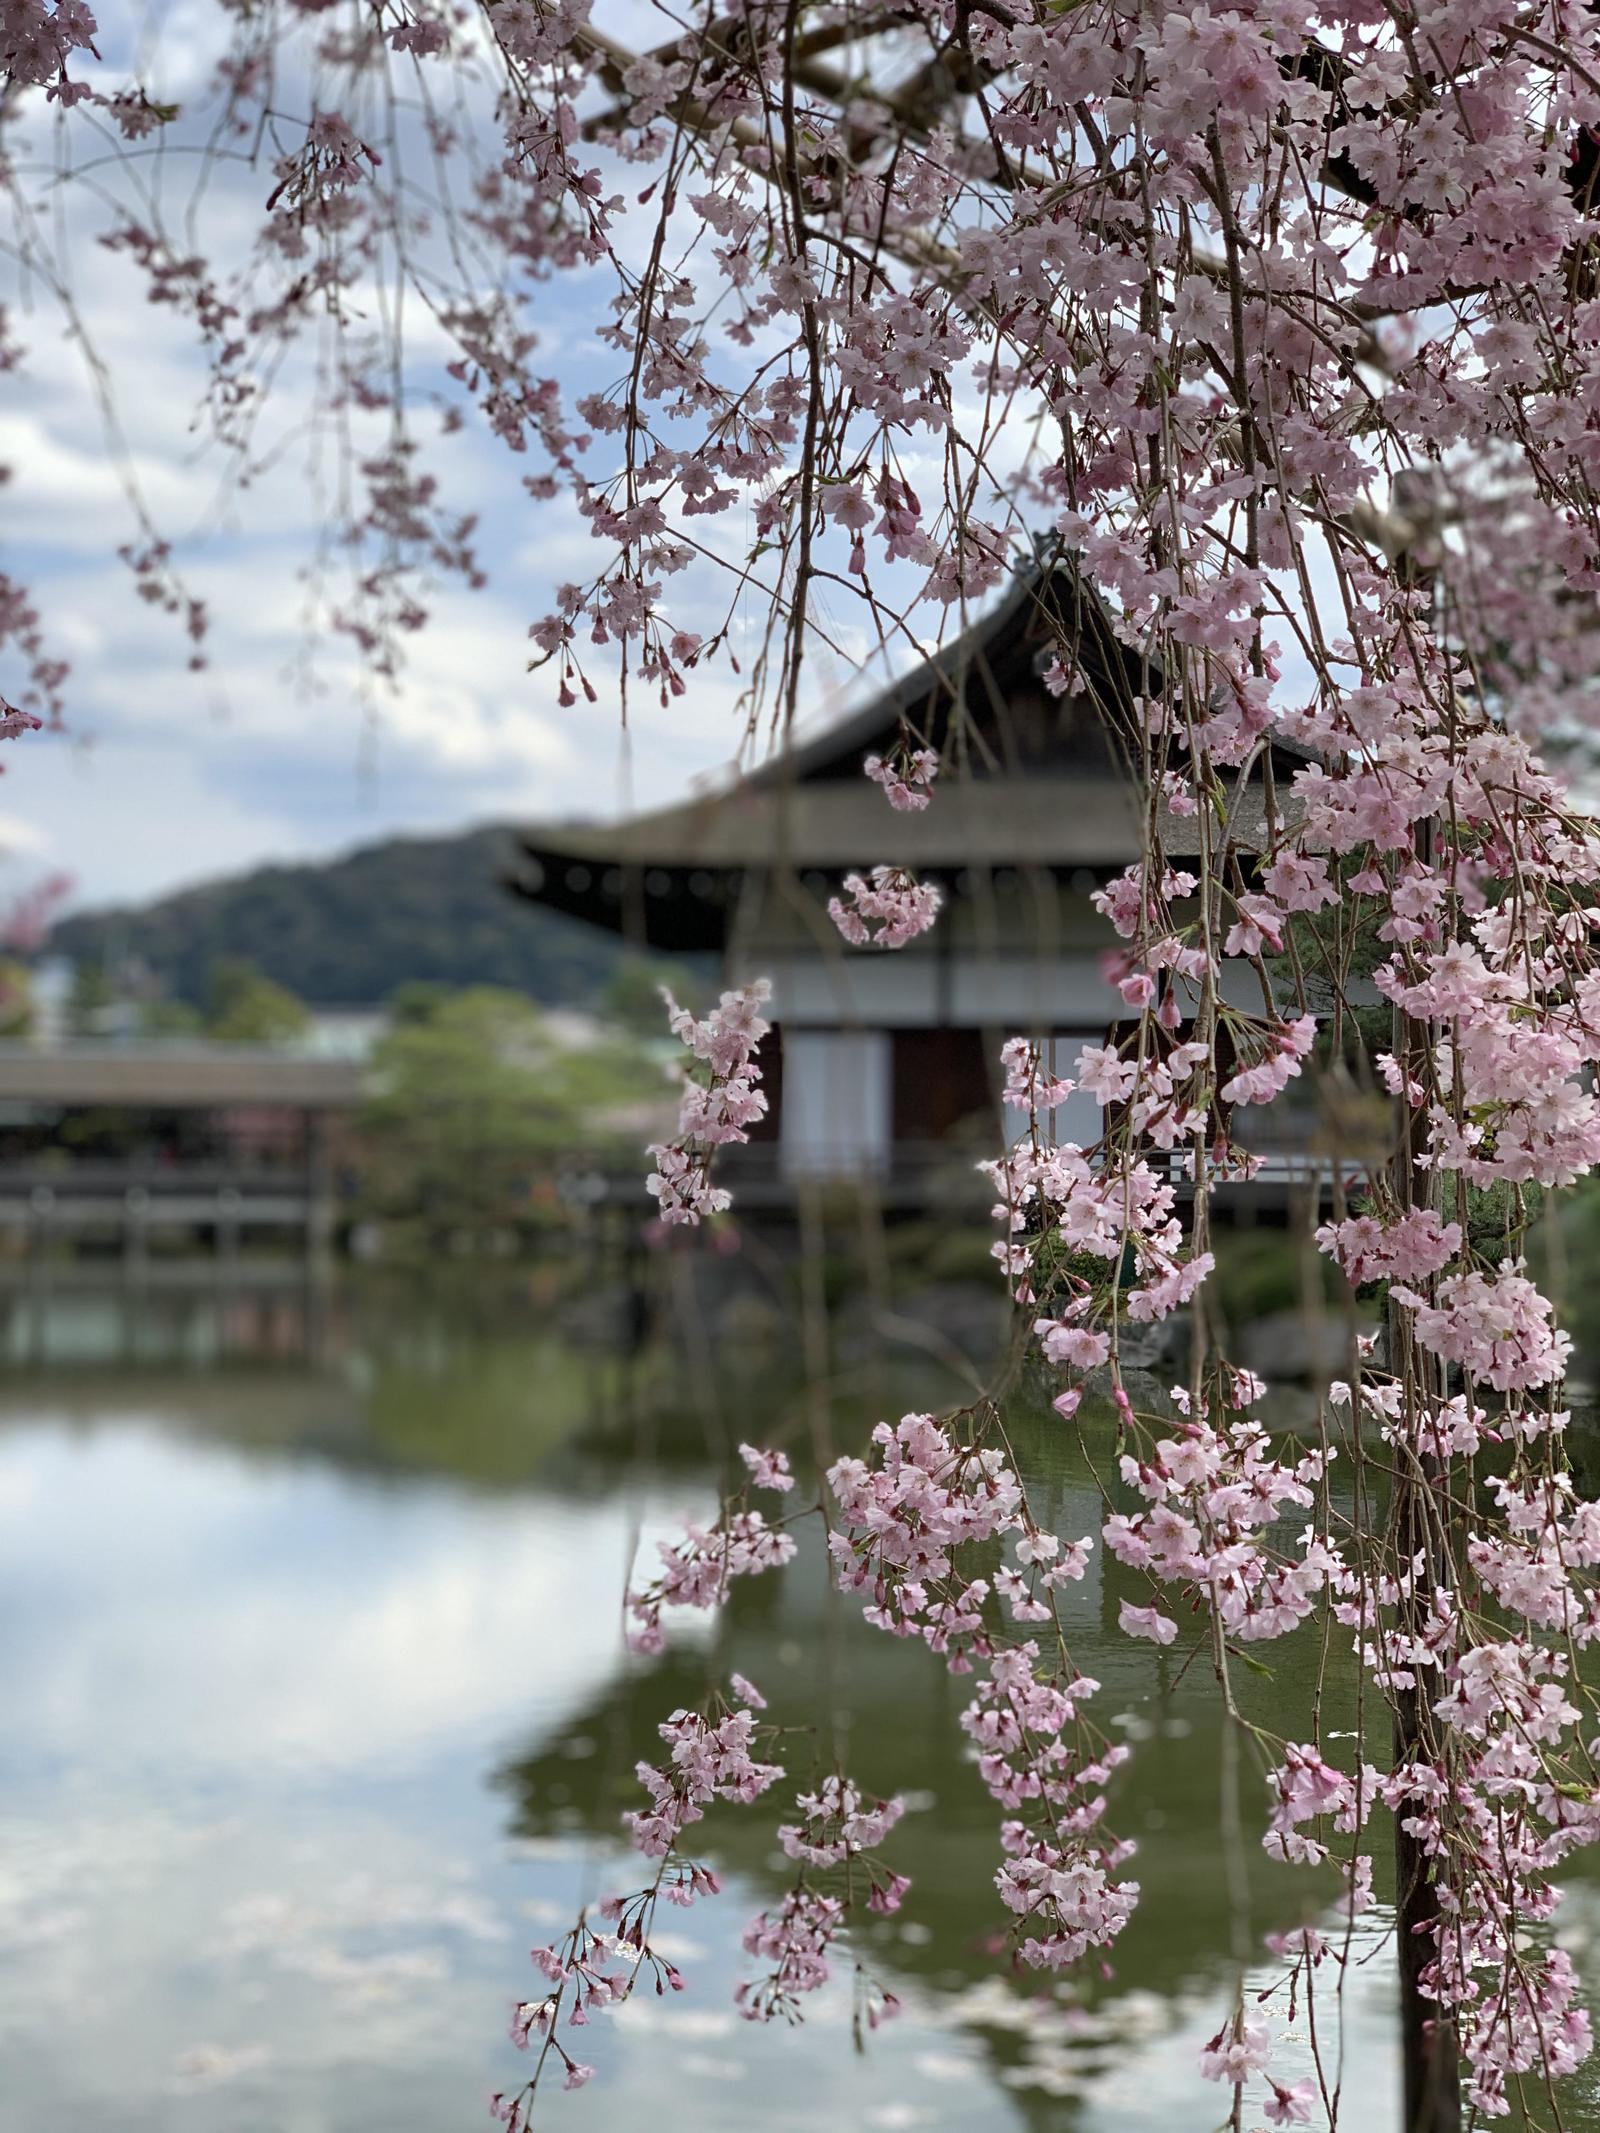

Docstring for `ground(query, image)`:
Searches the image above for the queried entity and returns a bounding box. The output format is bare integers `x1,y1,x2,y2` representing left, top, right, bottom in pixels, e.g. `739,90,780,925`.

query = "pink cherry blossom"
827,867,943,949
39,2,1600,2120
738,1443,795,1493
864,747,938,812
647,981,771,1224
1118,1601,1178,1646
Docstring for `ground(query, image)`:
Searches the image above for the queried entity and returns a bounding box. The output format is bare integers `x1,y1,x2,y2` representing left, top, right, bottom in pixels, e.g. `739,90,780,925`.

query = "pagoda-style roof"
508,559,1291,953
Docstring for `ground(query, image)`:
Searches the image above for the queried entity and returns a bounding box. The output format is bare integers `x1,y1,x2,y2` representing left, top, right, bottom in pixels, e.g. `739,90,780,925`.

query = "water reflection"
0,1267,332,1368
0,1272,1596,2131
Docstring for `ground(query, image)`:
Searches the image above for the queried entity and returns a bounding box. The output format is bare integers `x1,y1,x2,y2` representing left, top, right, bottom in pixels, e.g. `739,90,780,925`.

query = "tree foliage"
203,956,312,1043
355,985,669,1239
49,828,629,1011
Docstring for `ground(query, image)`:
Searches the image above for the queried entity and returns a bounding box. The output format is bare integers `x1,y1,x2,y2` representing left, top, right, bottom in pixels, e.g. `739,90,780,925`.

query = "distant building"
510,563,1301,1196
0,1043,364,1263
302,1008,391,1062
28,957,73,1050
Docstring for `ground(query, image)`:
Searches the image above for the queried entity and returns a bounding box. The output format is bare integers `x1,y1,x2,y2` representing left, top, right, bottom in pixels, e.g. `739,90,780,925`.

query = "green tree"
0,959,32,1039
356,987,670,1243
139,995,203,1038
205,957,311,1044
599,954,704,1038
388,979,453,1027
67,959,115,1038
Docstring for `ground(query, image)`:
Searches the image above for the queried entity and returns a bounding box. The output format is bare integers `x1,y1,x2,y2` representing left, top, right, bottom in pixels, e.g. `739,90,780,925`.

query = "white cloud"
1,14,955,915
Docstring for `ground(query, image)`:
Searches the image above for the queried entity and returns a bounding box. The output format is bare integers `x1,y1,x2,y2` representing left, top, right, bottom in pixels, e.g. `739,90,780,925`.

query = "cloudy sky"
2,5,896,921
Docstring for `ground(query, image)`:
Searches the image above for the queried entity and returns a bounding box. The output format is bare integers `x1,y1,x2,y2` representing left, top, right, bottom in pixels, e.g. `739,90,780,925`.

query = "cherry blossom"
827,867,942,950
21,0,1600,2121
738,1443,794,1493
864,746,938,813
646,981,770,1225
1116,1601,1178,1648
624,1505,796,1655
739,1770,909,2026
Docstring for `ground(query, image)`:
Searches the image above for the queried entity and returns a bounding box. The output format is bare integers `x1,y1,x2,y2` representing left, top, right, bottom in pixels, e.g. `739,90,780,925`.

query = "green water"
1,1267,1595,2131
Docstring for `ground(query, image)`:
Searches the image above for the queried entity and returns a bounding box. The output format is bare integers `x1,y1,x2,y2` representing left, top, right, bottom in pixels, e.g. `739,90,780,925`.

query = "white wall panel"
780,1030,892,1180
1003,1035,1107,1152
763,952,1271,1032
765,956,939,1027
950,955,1122,1026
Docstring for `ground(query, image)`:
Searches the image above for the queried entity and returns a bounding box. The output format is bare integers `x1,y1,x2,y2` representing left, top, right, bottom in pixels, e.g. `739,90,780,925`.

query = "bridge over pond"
0,1045,364,1266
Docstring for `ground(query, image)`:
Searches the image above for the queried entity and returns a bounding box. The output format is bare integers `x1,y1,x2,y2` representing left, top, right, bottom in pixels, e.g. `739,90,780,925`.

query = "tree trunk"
1391,1506,1462,2133
1389,906,1461,2133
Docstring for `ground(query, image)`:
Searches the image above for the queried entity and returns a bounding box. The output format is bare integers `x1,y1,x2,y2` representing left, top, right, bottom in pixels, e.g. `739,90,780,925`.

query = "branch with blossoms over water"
573,646,1600,2126
19,0,1600,2124
622,1440,798,1656
737,1772,909,2038
496,1432,915,2124
496,1448,795,2120
645,982,772,1226
496,1688,779,2130
970,685,1600,2120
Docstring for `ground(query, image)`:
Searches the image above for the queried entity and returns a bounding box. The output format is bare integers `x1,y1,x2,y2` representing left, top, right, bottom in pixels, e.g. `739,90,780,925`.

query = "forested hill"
49,824,626,1008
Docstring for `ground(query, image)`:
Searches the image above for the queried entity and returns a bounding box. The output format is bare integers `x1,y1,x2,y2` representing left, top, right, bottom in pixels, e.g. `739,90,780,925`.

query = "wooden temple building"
510,563,1293,1200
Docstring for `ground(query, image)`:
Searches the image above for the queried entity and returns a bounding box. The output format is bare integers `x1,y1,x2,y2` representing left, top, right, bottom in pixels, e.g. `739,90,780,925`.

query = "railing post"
305,1111,335,1269
216,1185,241,1274
27,1184,52,1277
124,1185,148,1283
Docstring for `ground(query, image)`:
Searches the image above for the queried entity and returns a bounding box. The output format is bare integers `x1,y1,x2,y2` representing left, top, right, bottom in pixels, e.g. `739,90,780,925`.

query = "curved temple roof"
507,557,1292,953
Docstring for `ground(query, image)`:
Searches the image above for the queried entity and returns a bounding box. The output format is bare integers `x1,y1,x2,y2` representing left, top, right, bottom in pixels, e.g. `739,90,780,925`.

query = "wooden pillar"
27,1184,52,1280
124,1186,149,1281
25,1184,53,1361
216,1185,241,1275
305,1109,335,1268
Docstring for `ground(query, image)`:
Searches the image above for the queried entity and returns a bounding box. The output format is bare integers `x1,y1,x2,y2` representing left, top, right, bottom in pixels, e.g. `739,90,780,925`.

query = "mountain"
49,823,632,1009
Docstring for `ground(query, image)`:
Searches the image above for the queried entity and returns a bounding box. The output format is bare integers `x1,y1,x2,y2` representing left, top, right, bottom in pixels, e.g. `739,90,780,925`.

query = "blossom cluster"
646,980,770,1224
1394,1262,1573,1396
498,1681,777,2123
1198,2012,1315,2127
826,1410,1023,1651
998,1037,1075,1120
827,866,943,950
825,1414,1132,1975
983,1031,1215,1373
38,0,1600,2119
500,1857,722,2123
738,1770,910,2026
625,1704,786,1859
1101,1398,1339,1648
1313,1209,1463,1290
976,1644,1137,1971
624,1493,796,1655
864,746,938,813
1377,1636,1598,2116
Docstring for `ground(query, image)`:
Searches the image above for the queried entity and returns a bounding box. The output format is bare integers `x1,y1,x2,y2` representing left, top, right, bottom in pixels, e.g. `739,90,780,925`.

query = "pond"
2,1264,1598,2132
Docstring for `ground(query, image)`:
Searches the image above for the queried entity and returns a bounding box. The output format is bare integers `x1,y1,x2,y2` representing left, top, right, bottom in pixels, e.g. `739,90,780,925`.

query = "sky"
5,6,1533,934
4,254,770,919
0,3,896,922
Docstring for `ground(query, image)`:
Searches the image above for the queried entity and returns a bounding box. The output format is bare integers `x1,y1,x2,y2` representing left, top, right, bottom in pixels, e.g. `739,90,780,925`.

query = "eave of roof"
0,1045,365,1109
529,777,1250,872
739,558,1155,790
508,548,1315,947
518,771,1277,874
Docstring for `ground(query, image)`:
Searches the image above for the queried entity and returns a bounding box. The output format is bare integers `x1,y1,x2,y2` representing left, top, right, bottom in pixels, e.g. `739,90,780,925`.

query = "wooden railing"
0,1161,333,1257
